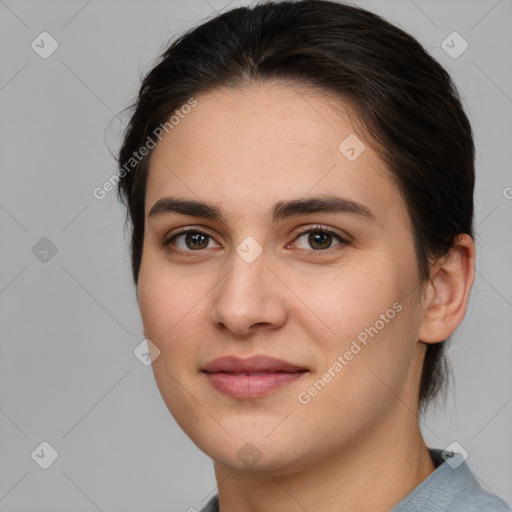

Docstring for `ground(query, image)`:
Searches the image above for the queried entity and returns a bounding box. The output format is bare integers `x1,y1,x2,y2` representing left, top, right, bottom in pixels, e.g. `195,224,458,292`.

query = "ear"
418,234,475,344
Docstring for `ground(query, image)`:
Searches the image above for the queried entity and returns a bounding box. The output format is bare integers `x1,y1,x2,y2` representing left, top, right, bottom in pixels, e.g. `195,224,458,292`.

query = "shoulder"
434,449,510,512
391,449,511,512
456,483,511,512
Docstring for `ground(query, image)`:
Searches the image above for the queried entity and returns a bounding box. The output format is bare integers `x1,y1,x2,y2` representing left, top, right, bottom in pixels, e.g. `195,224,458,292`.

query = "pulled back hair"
116,0,475,412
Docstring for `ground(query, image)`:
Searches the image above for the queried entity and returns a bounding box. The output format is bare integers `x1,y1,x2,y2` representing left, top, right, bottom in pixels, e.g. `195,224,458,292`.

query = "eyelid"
290,223,351,243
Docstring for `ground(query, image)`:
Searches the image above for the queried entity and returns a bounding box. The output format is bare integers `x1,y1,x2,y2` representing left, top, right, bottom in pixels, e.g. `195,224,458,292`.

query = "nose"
209,250,288,337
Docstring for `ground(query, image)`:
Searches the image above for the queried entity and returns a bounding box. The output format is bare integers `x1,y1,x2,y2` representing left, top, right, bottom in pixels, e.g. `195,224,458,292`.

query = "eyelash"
160,224,351,255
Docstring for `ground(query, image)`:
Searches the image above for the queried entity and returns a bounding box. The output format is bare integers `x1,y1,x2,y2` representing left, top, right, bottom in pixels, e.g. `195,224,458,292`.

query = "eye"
160,224,350,255
291,225,349,251
162,229,220,252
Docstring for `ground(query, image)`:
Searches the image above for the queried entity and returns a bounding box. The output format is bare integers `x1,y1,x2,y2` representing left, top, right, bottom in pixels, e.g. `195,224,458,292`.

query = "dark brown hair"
116,0,474,411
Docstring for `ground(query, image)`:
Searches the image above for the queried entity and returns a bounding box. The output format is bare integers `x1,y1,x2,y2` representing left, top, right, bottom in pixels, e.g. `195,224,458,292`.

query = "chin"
184,422,314,476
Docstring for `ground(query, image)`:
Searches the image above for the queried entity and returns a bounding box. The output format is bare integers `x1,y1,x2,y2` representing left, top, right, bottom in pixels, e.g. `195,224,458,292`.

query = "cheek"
293,263,418,391
137,260,210,423
137,254,221,377
138,247,194,335
288,263,402,343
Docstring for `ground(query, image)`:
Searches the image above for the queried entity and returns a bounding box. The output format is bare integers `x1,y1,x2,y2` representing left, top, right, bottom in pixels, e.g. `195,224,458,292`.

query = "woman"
116,0,511,510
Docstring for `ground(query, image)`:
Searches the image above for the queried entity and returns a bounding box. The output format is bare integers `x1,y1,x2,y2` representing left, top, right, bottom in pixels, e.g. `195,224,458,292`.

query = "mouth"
201,355,309,398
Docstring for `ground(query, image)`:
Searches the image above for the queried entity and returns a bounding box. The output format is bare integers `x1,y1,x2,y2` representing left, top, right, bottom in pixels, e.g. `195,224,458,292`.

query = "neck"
213,405,436,512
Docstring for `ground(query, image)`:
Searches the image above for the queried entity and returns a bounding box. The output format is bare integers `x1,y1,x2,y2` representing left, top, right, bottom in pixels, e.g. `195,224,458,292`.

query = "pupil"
186,232,208,249
309,231,331,250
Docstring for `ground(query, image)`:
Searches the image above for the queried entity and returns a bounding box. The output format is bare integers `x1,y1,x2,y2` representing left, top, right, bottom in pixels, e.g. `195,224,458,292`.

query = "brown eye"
307,231,334,250
164,230,220,252
293,227,348,251
183,232,209,250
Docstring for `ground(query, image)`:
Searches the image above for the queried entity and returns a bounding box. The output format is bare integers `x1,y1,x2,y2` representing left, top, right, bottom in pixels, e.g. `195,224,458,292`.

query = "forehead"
145,84,406,224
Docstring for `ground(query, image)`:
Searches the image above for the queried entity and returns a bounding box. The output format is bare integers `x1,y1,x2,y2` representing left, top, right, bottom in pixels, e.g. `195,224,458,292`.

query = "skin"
137,83,475,512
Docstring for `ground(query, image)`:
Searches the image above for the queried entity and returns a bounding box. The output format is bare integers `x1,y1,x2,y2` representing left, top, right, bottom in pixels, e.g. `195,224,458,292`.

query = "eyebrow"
148,194,375,223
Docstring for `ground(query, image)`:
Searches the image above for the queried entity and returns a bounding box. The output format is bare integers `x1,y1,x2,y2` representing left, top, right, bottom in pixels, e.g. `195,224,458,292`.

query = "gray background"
1,0,511,510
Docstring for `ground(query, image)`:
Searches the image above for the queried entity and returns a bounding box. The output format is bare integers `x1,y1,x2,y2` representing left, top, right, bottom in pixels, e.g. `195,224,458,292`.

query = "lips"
203,355,307,374
202,355,308,398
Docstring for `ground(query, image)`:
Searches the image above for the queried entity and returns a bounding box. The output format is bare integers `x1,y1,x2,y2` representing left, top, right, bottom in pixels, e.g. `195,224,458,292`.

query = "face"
137,84,428,475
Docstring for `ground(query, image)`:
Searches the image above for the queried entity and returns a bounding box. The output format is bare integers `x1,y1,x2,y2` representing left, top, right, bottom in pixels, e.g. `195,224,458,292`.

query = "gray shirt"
198,449,511,512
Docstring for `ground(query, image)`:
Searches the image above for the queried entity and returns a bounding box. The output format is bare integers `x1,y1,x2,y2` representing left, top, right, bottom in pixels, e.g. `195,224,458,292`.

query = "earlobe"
418,234,475,344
